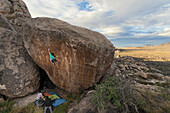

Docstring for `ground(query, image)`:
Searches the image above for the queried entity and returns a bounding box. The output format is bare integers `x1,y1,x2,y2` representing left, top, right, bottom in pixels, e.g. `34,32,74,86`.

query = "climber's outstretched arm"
48,48,51,54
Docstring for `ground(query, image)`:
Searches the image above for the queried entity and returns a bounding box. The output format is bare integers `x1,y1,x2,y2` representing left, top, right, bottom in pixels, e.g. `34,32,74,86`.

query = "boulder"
68,91,97,113
13,93,38,107
0,0,31,30
147,73,164,80
0,13,15,31
136,71,148,79
164,76,170,81
118,64,125,71
22,17,115,93
0,15,40,98
68,90,115,113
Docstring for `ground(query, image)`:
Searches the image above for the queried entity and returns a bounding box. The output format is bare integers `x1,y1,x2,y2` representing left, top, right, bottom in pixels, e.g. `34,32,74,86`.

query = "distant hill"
117,42,170,50
138,42,170,49
140,42,170,48
148,42,170,49
140,44,153,47
117,41,170,61
156,42,170,47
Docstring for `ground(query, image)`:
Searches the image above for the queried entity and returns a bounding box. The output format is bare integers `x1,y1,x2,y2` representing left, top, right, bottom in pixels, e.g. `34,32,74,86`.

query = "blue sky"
23,0,170,47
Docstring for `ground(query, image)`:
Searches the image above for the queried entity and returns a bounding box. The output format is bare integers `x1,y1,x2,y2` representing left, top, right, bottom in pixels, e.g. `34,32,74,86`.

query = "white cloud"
99,26,125,36
23,0,170,39
159,27,170,36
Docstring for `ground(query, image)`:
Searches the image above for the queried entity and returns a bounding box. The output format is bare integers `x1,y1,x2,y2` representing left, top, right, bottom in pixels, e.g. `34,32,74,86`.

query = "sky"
23,0,170,47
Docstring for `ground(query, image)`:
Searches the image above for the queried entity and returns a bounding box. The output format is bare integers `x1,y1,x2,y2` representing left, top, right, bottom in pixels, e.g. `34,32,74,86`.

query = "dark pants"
34,98,44,106
51,59,60,64
44,106,53,113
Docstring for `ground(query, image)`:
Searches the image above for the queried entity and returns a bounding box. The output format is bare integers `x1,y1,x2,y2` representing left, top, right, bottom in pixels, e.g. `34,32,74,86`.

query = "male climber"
48,49,60,65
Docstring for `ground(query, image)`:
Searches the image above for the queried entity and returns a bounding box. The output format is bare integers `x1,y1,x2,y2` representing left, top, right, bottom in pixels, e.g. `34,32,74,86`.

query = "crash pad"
52,98,66,107
48,92,60,97
49,94,60,100
43,92,51,96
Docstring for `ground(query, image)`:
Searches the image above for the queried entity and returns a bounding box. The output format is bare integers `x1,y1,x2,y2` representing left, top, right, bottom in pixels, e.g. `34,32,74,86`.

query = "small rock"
137,72,148,79
147,73,164,80
118,64,126,71
128,73,133,76
130,64,138,68
13,93,38,108
164,76,170,81
141,66,149,71
124,65,129,70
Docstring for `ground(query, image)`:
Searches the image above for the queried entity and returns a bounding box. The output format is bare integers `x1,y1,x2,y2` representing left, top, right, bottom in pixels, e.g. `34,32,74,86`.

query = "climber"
48,49,60,65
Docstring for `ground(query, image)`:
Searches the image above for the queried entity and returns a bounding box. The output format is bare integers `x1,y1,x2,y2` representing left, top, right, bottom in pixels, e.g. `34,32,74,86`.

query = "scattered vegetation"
53,103,68,113
160,87,170,100
0,99,15,113
92,76,153,113
12,103,43,113
92,76,121,110
0,93,81,113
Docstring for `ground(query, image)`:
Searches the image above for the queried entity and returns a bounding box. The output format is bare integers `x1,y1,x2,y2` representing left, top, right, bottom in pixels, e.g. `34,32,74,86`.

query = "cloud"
101,26,125,36
23,0,170,46
110,35,170,47
158,27,170,36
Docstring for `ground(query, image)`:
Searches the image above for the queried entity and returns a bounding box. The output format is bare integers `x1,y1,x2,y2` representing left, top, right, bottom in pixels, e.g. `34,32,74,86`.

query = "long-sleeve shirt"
36,93,42,100
44,98,53,107
50,53,54,60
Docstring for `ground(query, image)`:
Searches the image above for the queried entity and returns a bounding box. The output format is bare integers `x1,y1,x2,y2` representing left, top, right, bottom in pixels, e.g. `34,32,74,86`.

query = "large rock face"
0,0,31,30
22,17,115,93
0,1,40,98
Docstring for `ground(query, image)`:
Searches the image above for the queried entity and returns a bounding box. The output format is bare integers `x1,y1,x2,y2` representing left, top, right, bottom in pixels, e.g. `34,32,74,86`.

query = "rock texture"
0,24,40,98
68,91,97,113
13,93,38,107
0,0,31,30
22,17,115,93
112,56,167,84
68,90,114,113
68,56,170,113
0,1,40,98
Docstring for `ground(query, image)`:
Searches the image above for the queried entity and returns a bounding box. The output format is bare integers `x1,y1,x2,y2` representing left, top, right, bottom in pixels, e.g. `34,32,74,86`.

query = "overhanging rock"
22,17,115,93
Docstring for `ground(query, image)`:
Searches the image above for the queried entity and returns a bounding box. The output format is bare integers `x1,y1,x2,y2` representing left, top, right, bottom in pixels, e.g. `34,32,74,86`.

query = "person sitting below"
36,90,43,100
44,96,53,113
34,90,44,106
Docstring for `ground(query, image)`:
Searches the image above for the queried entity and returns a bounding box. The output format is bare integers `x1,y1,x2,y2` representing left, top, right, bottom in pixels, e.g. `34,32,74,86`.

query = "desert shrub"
53,103,68,113
92,76,121,110
0,99,15,113
92,76,150,113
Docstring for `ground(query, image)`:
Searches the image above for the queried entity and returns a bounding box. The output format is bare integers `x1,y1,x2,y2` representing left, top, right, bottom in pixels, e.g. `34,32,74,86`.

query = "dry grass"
115,42,170,76
137,88,170,113
118,50,170,61
116,42,170,61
